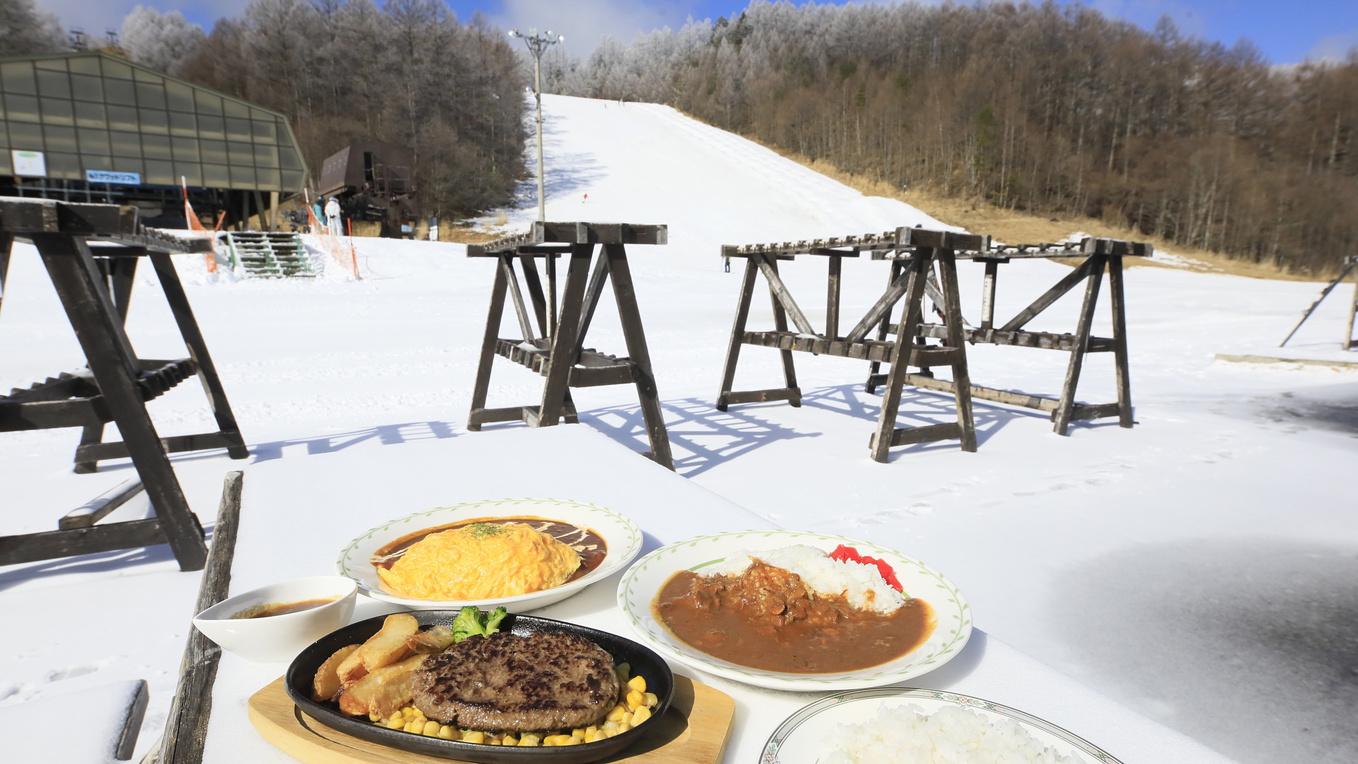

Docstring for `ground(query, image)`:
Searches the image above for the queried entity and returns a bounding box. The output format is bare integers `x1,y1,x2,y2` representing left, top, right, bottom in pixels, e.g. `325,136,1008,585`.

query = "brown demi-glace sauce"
371,516,607,584
231,597,337,619
653,560,935,673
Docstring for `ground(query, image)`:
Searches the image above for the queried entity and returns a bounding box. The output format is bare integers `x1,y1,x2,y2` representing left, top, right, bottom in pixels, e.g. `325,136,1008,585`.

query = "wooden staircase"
224,232,315,278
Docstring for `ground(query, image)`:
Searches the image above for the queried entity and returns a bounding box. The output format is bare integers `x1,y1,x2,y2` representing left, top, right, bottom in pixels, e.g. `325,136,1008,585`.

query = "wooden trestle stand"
466,222,674,470
716,226,1150,463
0,197,248,571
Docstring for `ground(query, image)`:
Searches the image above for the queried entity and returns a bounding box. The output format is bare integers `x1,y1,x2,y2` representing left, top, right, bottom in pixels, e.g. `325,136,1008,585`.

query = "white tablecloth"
200,425,1234,763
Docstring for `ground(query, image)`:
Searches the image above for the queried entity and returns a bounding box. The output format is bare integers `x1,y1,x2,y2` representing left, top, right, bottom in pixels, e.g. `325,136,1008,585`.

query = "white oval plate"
336,497,642,611
616,529,971,691
763,687,1123,763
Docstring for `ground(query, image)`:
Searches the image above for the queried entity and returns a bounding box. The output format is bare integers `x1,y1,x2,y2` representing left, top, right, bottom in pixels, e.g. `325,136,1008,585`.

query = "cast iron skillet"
284,610,675,764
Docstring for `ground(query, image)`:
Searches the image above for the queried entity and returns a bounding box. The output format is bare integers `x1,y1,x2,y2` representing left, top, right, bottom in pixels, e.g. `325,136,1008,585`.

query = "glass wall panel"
144,159,175,185
39,96,74,126
138,107,168,134
110,130,142,157
68,56,100,75
230,165,257,186
200,139,228,164
1,62,37,95
45,126,78,152
7,121,43,147
175,163,203,186
195,90,223,115
254,143,280,167
143,135,172,160
74,100,106,128
257,168,282,191
228,141,253,164
165,80,194,112
46,152,80,178
78,127,110,155
107,105,138,131
112,156,143,174
203,163,230,186
223,99,249,118
280,148,302,169
253,118,279,143
169,110,196,136
36,69,70,99
135,81,166,109
103,78,135,105
225,117,251,141
82,154,113,171
282,169,306,189
101,59,132,80
197,115,225,140
171,136,200,161
71,74,103,101
4,93,40,122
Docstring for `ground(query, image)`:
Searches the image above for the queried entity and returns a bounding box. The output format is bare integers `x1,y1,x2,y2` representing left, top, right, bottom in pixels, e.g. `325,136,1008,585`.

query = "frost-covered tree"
119,6,206,76
0,0,68,56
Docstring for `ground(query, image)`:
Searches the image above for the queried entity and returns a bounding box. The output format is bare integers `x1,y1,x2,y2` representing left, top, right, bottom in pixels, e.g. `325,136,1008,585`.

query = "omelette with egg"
376,522,581,600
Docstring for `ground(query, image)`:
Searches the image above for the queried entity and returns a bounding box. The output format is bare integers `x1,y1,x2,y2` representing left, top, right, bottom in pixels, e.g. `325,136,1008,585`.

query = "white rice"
705,544,906,614
819,703,1085,764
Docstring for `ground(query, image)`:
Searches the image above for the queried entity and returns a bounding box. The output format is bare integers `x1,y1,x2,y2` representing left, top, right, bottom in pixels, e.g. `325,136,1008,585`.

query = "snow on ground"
2,94,1356,763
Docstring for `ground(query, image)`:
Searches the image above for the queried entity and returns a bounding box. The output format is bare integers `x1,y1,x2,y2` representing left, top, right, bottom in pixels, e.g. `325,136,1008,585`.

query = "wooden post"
1345,258,1358,351
1053,255,1107,435
716,257,760,411
871,252,931,462
466,255,510,431
1107,255,1135,427
605,243,675,470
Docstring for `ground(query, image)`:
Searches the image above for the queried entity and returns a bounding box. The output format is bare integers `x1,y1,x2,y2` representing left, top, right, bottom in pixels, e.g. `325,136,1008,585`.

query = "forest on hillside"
5,0,1357,272
545,2,1358,276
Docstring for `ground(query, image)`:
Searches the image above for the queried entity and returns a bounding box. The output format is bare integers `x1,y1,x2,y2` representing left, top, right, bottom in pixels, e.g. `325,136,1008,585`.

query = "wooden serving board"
248,674,734,764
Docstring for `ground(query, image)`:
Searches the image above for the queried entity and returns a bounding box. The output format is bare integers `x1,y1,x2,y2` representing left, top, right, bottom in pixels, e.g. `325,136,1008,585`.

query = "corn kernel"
606,704,627,722
403,720,422,733
368,712,382,722
627,675,647,693
631,705,652,725
437,726,455,740
518,734,540,746
543,734,574,746
626,690,645,710
645,692,658,708
462,730,485,744
585,729,606,743
422,721,440,736
571,728,586,740
502,734,518,746
385,716,405,729
402,707,418,718
616,662,631,684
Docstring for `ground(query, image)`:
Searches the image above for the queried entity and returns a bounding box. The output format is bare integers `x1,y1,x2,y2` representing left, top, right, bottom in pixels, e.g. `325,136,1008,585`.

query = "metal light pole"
508,27,563,223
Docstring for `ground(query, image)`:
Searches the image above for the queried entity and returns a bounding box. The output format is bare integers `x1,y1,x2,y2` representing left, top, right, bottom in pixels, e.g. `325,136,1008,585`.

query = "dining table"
189,423,1234,764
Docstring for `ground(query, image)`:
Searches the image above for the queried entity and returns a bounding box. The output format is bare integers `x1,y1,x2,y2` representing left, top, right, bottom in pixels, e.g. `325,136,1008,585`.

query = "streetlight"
508,27,563,223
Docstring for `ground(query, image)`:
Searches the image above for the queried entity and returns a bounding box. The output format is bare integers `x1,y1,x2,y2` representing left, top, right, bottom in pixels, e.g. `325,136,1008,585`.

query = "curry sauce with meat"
653,560,935,673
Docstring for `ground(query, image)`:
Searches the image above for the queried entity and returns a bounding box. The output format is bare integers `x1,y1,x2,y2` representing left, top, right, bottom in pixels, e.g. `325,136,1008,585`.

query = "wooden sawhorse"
0,198,248,571
884,236,1151,435
717,227,980,462
466,222,674,470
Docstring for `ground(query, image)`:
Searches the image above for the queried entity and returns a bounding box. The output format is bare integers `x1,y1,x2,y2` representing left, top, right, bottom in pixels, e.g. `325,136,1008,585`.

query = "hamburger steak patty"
411,630,621,732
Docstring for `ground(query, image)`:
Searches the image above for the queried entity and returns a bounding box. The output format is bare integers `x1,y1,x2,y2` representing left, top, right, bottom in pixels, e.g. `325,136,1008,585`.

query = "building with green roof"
0,50,307,229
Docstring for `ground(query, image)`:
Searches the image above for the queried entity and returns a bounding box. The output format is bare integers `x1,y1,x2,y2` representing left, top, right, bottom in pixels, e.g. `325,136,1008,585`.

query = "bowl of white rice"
616,529,972,691
763,688,1122,764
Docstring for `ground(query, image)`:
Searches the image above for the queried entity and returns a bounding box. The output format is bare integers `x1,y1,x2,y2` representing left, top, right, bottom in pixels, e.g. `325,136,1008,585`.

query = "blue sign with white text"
85,170,141,185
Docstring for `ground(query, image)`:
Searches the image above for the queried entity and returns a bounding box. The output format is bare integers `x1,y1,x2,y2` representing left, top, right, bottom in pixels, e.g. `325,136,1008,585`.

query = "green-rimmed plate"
337,498,642,611
616,529,971,691
762,688,1123,763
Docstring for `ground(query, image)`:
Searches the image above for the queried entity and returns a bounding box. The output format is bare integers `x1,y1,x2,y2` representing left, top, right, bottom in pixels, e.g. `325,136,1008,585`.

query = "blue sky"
36,0,1358,66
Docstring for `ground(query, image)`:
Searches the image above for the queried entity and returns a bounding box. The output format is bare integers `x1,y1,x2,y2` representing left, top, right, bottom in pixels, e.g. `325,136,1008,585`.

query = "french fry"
357,613,420,671
406,624,457,654
337,653,428,717
336,643,369,684
312,644,361,701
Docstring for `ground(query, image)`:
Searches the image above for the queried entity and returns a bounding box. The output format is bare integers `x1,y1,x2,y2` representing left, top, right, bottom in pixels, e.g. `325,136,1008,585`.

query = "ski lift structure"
316,142,418,238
